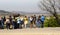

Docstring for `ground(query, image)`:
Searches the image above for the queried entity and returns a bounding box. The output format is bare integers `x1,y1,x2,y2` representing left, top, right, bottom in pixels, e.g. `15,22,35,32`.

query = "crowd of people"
0,15,45,29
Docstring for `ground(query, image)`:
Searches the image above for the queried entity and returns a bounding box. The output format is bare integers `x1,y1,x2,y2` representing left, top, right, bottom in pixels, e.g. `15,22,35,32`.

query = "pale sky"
0,0,41,12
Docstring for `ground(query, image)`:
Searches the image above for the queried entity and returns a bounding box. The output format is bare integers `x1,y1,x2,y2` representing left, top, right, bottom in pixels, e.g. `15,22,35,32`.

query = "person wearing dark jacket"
12,19,17,29
33,15,36,28
36,16,41,28
0,17,2,29
1,17,4,29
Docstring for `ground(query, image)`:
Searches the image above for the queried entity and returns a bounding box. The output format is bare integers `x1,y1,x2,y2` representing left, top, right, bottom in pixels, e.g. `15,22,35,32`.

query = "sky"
0,0,41,13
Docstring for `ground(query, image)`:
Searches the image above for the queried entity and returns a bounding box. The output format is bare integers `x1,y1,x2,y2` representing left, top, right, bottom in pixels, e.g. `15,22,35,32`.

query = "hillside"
0,10,15,16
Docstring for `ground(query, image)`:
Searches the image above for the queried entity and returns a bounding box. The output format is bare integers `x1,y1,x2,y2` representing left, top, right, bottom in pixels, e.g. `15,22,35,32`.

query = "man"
33,15,36,28
9,16,12,24
3,16,6,22
17,17,21,29
0,17,2,29
9,16,13,29
1,17,4,29
6,18,10,29
41,15,45,28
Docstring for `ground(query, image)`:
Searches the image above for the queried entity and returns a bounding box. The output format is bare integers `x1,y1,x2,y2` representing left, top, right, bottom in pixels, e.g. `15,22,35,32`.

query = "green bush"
44,16,59,27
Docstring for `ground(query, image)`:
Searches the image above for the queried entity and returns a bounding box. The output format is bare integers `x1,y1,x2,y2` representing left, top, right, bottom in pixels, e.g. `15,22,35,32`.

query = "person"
1,17,4,29
30,16,33,28
33,15,36,28
36,16,41,28
0,17,2,29
20,16,24,28
2,16,6,28
3,16,6,29
9,16,13,29
9,16,12,25
24,16,28,28
12,18,17,29
41,15,45,28
6,18,10,29
3,16,6,22
16,17,21,29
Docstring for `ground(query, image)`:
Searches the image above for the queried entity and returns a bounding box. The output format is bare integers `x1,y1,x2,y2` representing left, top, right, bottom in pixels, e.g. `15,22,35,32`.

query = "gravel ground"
0,27,60,35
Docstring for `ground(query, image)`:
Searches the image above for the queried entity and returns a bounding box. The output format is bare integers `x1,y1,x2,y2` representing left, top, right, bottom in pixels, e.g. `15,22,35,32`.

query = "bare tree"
38,0,60,25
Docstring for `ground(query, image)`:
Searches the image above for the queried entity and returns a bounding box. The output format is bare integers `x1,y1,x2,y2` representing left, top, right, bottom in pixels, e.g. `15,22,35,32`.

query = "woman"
24,16,28,28
36,16,41,28
30,16,34,28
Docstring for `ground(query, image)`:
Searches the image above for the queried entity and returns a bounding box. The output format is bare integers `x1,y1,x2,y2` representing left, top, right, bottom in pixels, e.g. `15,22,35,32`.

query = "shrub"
44,16,59,27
